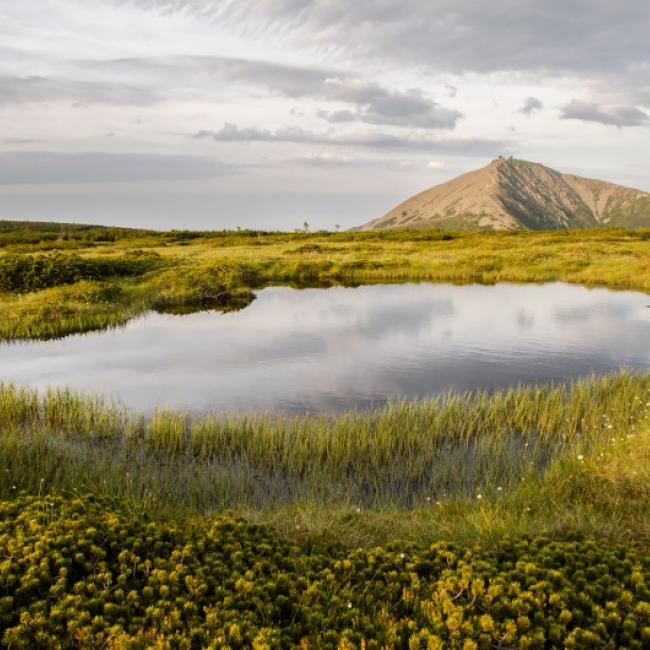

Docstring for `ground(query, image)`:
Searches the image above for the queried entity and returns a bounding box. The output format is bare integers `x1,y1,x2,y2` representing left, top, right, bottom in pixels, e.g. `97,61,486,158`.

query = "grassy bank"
1,226,650,339
2,371,650,646
2,371,649,546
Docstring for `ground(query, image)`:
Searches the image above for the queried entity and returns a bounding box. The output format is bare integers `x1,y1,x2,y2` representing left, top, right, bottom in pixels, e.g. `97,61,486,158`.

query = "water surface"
1,282,649,413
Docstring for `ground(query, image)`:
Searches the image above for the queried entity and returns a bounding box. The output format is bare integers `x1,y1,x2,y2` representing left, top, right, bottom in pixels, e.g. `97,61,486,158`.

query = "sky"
1,0,649,231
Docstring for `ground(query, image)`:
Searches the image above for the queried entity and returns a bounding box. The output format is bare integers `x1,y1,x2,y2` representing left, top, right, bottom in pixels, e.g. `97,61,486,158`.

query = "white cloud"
0,0,647,228
193,124,510,155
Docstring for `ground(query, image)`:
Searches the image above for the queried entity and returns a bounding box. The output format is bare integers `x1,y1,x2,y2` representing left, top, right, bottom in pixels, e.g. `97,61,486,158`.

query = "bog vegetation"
1,221,650,647
0,221,649,340
2,496,649,648
1,372,650,541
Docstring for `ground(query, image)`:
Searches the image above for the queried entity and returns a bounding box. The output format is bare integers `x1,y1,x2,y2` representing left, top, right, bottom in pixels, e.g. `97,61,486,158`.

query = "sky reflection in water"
1,282,649,414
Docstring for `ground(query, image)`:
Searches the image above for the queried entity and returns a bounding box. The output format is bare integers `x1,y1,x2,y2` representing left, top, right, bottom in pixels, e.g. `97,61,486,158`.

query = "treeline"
0,219,100,232
0,251,161,292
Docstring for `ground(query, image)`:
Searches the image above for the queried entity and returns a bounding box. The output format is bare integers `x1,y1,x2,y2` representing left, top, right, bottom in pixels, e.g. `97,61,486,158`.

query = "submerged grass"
2,371,650,546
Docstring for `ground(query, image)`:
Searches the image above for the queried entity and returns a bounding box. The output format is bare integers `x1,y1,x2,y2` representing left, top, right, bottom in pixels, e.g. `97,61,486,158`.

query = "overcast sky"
1,0,649,230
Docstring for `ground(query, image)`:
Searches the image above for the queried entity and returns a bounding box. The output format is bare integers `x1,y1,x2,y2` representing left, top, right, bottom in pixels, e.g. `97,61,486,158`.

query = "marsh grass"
2,372,650,545
1,227,650,339
2,225,650,545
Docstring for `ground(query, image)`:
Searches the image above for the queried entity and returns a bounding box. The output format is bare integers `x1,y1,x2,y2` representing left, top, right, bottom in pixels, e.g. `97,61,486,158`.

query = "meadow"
1,222,650,647
3,495,649,648
0,223,650,340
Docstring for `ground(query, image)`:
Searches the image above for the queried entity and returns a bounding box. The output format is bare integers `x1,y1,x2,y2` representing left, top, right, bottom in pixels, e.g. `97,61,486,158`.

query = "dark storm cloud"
519,97,543,115
0,75,158,106
560,101,649,128
0,152,232,184
127,1,650,74
194,124,509,156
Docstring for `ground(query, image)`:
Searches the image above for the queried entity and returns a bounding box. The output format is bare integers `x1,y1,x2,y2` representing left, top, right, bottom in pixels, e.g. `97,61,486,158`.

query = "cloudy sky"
1,1,649,230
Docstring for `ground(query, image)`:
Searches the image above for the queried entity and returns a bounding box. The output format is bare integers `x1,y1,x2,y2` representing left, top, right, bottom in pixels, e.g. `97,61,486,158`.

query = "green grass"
2,371,649,547
2,224,650,645
1,226,650,339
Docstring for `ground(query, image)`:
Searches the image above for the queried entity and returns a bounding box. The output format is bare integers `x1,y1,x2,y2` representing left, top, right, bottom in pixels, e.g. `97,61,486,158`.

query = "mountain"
358,158,650,231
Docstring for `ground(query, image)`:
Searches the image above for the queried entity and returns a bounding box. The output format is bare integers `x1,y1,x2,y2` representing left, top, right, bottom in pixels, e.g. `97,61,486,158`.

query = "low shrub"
1,495,649,648
0,252,161,293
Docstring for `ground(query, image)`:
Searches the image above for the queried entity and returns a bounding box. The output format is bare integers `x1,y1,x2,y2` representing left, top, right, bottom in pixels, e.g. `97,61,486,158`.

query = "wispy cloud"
0,75,158,106
194,124,508,155
519,97,543,115
77,55,338,97
76,56,459,129
317,78,461,129
129,1,650,75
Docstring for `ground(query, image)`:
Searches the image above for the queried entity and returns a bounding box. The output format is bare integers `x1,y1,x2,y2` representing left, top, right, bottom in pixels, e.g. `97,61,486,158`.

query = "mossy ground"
2,495,650,649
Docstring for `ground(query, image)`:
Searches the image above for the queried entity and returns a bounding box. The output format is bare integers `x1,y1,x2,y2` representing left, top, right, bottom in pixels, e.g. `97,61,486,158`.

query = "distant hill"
0,220,107,232
358,158,650,231
0,220,155,246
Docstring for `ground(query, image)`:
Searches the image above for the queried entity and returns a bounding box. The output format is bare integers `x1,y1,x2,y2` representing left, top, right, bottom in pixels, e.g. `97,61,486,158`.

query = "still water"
1,282,649,413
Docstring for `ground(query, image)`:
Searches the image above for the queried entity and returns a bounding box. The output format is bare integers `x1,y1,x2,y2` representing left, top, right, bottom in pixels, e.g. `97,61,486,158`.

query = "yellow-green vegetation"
2,222,650,646
1,224,650,339
1,372,650,547
1,495,649,649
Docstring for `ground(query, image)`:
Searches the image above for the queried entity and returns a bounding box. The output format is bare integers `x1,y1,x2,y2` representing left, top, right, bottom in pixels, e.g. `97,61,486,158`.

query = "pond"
1,282,649,414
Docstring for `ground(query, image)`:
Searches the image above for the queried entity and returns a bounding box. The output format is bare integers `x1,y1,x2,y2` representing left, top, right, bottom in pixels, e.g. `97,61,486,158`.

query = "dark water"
1,282,649,413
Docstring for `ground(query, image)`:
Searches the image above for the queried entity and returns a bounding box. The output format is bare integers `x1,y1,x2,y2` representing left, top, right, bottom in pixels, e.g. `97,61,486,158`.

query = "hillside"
0,219,107,232
359,158,650,231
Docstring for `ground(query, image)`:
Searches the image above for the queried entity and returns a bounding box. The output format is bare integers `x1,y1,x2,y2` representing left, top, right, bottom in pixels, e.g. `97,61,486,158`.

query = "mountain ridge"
358,158,650,231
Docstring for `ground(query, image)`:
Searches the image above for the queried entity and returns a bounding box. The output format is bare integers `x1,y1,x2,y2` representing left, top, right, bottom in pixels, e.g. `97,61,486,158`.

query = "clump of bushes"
0,251,161,293
287,243,326,254
1,495,649,648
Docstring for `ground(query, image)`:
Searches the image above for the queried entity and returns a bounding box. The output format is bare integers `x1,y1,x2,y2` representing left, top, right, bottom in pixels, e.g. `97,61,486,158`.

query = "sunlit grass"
1,227,650,339
2,371,649,546
2,225,650,546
